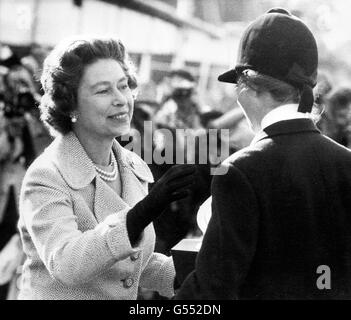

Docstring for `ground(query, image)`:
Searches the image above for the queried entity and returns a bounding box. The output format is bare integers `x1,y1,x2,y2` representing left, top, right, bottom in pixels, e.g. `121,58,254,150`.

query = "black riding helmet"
218,8,318,113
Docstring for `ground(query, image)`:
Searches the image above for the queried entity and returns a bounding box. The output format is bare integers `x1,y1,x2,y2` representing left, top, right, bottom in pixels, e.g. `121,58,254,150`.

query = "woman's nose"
112,88,127,106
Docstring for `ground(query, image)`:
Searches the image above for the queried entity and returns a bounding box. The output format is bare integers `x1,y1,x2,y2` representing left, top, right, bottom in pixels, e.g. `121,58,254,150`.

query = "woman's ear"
132,88,138,100
258,90,282,113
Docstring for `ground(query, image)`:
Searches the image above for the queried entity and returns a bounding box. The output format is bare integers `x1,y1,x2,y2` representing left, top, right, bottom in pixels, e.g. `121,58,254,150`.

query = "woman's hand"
147,164,195,209
127,165,196,245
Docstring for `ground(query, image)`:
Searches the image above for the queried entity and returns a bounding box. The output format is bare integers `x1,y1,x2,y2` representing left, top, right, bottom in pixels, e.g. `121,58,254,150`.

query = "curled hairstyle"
39,37,137,136
238,70,300,104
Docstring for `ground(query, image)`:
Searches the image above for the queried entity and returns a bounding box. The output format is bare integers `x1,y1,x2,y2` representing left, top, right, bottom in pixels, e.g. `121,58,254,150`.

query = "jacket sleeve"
20,165,138,286
175,163,259,299
139,252,176,298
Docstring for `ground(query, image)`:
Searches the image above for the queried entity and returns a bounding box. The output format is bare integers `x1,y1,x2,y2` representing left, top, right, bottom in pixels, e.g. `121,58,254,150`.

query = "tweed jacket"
18,132,175,300
176,119,351,299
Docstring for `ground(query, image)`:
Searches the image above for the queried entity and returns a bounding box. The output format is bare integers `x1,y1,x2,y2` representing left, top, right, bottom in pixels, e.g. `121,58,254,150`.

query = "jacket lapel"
114,139,153,208
93,139,154,222
93,176,129,222
51,133,154,223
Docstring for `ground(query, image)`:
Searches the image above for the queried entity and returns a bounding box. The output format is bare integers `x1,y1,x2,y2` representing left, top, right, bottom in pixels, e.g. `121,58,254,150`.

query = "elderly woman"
18,37,194,300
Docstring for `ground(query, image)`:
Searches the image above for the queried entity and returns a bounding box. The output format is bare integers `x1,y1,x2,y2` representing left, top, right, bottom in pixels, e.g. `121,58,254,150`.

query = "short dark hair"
39,37,137,136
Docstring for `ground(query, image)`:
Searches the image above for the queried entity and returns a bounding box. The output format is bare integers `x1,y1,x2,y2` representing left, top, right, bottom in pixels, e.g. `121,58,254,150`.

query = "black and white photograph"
1,0,351,307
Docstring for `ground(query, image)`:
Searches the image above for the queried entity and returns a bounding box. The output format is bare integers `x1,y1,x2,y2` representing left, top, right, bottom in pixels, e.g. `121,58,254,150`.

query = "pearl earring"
71,114,78,123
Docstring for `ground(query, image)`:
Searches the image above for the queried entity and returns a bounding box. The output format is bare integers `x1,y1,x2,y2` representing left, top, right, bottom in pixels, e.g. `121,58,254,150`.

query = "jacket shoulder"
21,145,68,194
224,145,263,168
210,144,270,181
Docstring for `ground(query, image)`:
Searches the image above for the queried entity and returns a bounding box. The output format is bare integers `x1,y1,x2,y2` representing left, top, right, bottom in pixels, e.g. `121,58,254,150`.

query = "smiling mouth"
109,113,128,120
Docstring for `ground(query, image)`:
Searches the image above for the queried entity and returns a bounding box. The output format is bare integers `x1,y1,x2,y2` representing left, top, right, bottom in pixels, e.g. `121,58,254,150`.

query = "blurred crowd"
1,42,351,300
0,44,53,300
316,79,351,148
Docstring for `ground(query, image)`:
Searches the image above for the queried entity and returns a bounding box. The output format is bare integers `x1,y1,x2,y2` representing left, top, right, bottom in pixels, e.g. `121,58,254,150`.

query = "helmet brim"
218,69,239,84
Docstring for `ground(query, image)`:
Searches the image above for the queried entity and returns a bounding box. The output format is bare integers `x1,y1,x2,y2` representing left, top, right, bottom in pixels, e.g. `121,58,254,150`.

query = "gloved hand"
127,164,196,245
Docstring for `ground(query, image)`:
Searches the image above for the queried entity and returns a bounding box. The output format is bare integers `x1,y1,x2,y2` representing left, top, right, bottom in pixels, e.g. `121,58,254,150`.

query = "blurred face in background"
333,105,351,128
170,75,195,101
6,66,35,94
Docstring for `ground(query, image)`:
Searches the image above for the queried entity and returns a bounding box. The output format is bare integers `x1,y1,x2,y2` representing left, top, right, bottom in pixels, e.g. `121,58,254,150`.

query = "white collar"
261,103,311,130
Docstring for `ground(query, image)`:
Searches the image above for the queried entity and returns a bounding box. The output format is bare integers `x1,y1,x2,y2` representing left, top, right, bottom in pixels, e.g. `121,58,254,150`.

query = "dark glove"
126,164,195,245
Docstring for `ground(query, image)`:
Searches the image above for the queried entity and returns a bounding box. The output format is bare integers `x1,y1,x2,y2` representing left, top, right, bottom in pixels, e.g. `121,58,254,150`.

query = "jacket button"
130,252,140,261
123,278,134,288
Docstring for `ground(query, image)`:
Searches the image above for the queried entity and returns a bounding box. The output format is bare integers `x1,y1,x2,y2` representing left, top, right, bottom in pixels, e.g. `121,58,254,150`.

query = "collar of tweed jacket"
46,132,154,190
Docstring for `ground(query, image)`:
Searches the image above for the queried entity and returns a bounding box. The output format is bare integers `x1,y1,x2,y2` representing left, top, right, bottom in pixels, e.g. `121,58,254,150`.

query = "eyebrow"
90,77,128,89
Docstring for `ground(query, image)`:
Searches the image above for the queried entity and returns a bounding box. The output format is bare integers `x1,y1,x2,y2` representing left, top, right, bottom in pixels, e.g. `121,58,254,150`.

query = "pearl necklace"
94,152,118,181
